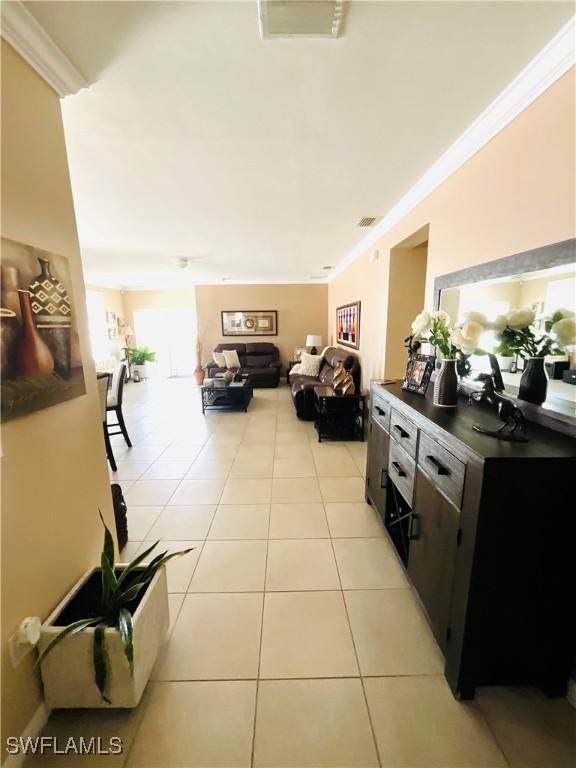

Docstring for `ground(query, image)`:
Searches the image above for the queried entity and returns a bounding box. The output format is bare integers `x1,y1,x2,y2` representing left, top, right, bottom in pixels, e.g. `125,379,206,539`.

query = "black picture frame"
221,310,278,336
402,354,435,395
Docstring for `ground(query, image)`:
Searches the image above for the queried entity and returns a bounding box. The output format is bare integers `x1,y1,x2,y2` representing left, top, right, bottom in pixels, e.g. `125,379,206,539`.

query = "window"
85,290,110,363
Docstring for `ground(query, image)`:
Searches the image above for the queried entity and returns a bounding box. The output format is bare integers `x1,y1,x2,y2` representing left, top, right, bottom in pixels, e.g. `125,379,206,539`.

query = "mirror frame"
433,238,575,310
433,237,576,434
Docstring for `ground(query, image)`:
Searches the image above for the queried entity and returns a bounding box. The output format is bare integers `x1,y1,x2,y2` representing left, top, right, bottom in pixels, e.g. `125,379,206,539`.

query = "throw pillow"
299,352,323,377
213,351,226,367
289,363,303,375
223,349,241,369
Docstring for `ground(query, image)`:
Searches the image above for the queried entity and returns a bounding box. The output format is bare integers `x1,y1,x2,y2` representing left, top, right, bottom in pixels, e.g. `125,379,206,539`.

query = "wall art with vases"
1,238,86,422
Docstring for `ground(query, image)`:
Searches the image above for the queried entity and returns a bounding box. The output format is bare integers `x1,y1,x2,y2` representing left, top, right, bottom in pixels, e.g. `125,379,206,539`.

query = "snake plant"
36,512,193,702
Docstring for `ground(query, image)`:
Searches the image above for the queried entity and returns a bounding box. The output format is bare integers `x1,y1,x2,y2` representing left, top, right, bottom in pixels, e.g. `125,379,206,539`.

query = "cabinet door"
366,419,389,516
408,468,460,650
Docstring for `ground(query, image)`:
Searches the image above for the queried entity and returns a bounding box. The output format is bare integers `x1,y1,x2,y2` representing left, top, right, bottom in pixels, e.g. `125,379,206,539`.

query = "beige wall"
86,284,127,321
195,284,328,368
328,68,575,389
1,42,116,744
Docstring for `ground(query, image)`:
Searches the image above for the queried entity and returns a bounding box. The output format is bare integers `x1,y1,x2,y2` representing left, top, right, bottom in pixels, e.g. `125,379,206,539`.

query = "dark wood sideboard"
365,381,576,700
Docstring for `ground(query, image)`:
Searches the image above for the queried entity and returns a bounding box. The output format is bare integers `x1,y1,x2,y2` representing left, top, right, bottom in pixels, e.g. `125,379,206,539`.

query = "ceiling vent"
258,1,345,39
357,217,379,228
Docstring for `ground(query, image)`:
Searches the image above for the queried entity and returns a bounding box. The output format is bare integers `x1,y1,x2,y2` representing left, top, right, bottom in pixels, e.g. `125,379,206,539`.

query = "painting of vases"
1,238,86,422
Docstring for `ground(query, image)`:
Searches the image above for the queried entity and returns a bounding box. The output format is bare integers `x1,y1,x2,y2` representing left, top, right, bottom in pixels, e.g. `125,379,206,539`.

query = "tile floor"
27,378,575,767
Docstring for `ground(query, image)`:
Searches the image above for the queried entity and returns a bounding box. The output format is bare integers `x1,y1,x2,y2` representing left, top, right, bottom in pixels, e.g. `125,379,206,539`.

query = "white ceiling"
24,1,575,289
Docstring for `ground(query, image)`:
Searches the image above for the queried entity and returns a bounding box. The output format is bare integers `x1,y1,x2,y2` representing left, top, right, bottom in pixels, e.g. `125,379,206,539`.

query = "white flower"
449,320,483,355
449,327,476,356
506,308,535,330
463,310,488,327
431,310,451,327
411,310,432,336
490,314,508,332
552,317,576,347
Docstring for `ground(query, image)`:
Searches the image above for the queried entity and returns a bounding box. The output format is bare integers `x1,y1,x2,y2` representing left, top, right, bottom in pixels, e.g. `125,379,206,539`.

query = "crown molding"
331,15,576,281
1,0,87,97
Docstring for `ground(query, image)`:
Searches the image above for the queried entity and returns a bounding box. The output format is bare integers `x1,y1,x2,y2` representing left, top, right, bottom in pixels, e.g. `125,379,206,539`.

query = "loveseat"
289,347,361,420
205,342,282,388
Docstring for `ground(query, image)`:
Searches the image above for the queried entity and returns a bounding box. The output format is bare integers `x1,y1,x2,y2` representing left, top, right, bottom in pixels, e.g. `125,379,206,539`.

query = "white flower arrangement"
497,308,575,359
410,310,487,359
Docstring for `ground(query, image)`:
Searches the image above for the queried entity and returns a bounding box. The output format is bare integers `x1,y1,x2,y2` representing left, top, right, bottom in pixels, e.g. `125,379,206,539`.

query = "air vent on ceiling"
357,217,378,228
322,265,333,270
258,0,344,39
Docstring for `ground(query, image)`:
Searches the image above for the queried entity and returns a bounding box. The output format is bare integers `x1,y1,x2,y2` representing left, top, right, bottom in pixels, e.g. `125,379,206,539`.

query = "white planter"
133,363,149,379
38,566,169,709
496,355,514,372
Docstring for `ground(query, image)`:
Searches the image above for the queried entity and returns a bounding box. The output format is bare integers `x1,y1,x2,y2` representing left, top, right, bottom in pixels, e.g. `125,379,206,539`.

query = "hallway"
26,379,576,767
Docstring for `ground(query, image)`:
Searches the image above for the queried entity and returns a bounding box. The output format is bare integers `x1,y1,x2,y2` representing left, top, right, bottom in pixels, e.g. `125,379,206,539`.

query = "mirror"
434,241,576,420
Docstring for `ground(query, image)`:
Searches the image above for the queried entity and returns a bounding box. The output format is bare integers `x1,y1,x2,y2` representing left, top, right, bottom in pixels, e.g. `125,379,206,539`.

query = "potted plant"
193,336,205,385
36,513,193,708
495,308,575,405
493,338,515,372
411,310,486,407
126,346,156,380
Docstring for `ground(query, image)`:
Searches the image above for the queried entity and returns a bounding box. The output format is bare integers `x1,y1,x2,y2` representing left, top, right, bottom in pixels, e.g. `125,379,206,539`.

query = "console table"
365,381,575,700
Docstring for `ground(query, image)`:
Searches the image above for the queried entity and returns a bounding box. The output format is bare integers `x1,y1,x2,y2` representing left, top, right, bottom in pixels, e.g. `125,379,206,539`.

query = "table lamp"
306,335,322,355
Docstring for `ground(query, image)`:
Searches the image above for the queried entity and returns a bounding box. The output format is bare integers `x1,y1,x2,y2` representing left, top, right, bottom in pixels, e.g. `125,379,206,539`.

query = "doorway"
385,226,429,379
133,308,197,377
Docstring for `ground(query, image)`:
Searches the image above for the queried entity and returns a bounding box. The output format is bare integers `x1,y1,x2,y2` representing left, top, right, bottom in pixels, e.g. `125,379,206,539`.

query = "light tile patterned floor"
26,379,575,767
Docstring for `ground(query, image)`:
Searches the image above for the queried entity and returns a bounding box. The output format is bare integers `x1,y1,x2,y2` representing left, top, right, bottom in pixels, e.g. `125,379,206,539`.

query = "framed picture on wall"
336,301,361,349
1,237,86,422
221,310,278,336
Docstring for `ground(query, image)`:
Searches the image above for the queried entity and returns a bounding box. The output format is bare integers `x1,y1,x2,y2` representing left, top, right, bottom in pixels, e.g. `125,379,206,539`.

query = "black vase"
29,257,72,378
433,359,458,408
518,357,548,405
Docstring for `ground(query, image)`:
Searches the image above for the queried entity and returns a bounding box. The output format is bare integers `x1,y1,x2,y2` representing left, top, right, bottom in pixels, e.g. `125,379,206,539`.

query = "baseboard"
567,677,576,710
2,702,50,768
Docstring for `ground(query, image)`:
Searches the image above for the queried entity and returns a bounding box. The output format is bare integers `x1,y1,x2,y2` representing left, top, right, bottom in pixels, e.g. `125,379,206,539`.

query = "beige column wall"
195,284,328,368
328,68,575,390
1,42,116,743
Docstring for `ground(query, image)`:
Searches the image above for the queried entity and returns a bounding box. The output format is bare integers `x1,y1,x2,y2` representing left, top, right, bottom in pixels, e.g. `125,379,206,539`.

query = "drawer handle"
393,424,410,439
409,513,421,540
426,454,450,476
391,460,406,478
375,406,386,417
380,468,387,488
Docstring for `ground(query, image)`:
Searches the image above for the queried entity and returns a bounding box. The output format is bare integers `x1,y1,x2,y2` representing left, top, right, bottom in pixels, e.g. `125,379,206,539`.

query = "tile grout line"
325,501,383,768
250,489,272,768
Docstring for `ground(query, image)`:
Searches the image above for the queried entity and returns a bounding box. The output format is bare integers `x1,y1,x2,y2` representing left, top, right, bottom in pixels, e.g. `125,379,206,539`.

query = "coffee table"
201,377,253,413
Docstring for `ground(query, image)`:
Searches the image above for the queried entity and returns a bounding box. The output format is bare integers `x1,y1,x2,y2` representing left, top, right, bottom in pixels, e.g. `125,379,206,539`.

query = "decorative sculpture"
332,362,346,391
468,373,528,442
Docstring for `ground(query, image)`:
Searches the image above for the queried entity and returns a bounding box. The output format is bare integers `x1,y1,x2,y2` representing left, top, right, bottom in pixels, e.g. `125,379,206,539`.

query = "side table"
314,385,365,443
286,360,298,385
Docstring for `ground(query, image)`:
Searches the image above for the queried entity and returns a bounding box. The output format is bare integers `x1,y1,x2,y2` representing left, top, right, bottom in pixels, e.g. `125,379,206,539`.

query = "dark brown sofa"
289,347,361,420
205,342,282,388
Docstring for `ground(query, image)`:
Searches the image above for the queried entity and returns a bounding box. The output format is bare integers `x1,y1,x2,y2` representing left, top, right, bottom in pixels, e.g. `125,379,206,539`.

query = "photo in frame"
221,310,278,336
336,301,361,349
402,353,435,395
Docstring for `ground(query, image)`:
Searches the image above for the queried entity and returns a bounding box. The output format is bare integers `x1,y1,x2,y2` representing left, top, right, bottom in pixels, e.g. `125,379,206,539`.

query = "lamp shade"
306,335,322,348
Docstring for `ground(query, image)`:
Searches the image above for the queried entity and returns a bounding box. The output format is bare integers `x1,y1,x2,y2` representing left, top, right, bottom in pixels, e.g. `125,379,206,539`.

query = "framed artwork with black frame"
221,310,278,336
402,353,435,395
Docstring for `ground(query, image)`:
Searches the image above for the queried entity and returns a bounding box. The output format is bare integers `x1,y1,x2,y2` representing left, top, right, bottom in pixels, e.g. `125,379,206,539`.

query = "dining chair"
97,372,117,471
106,362,132,447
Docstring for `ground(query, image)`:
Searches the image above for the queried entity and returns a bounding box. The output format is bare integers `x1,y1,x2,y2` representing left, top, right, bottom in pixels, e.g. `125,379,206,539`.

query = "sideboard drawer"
418,431,466,509
390,409,419,459
388,440,415,506
372,393,390,432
